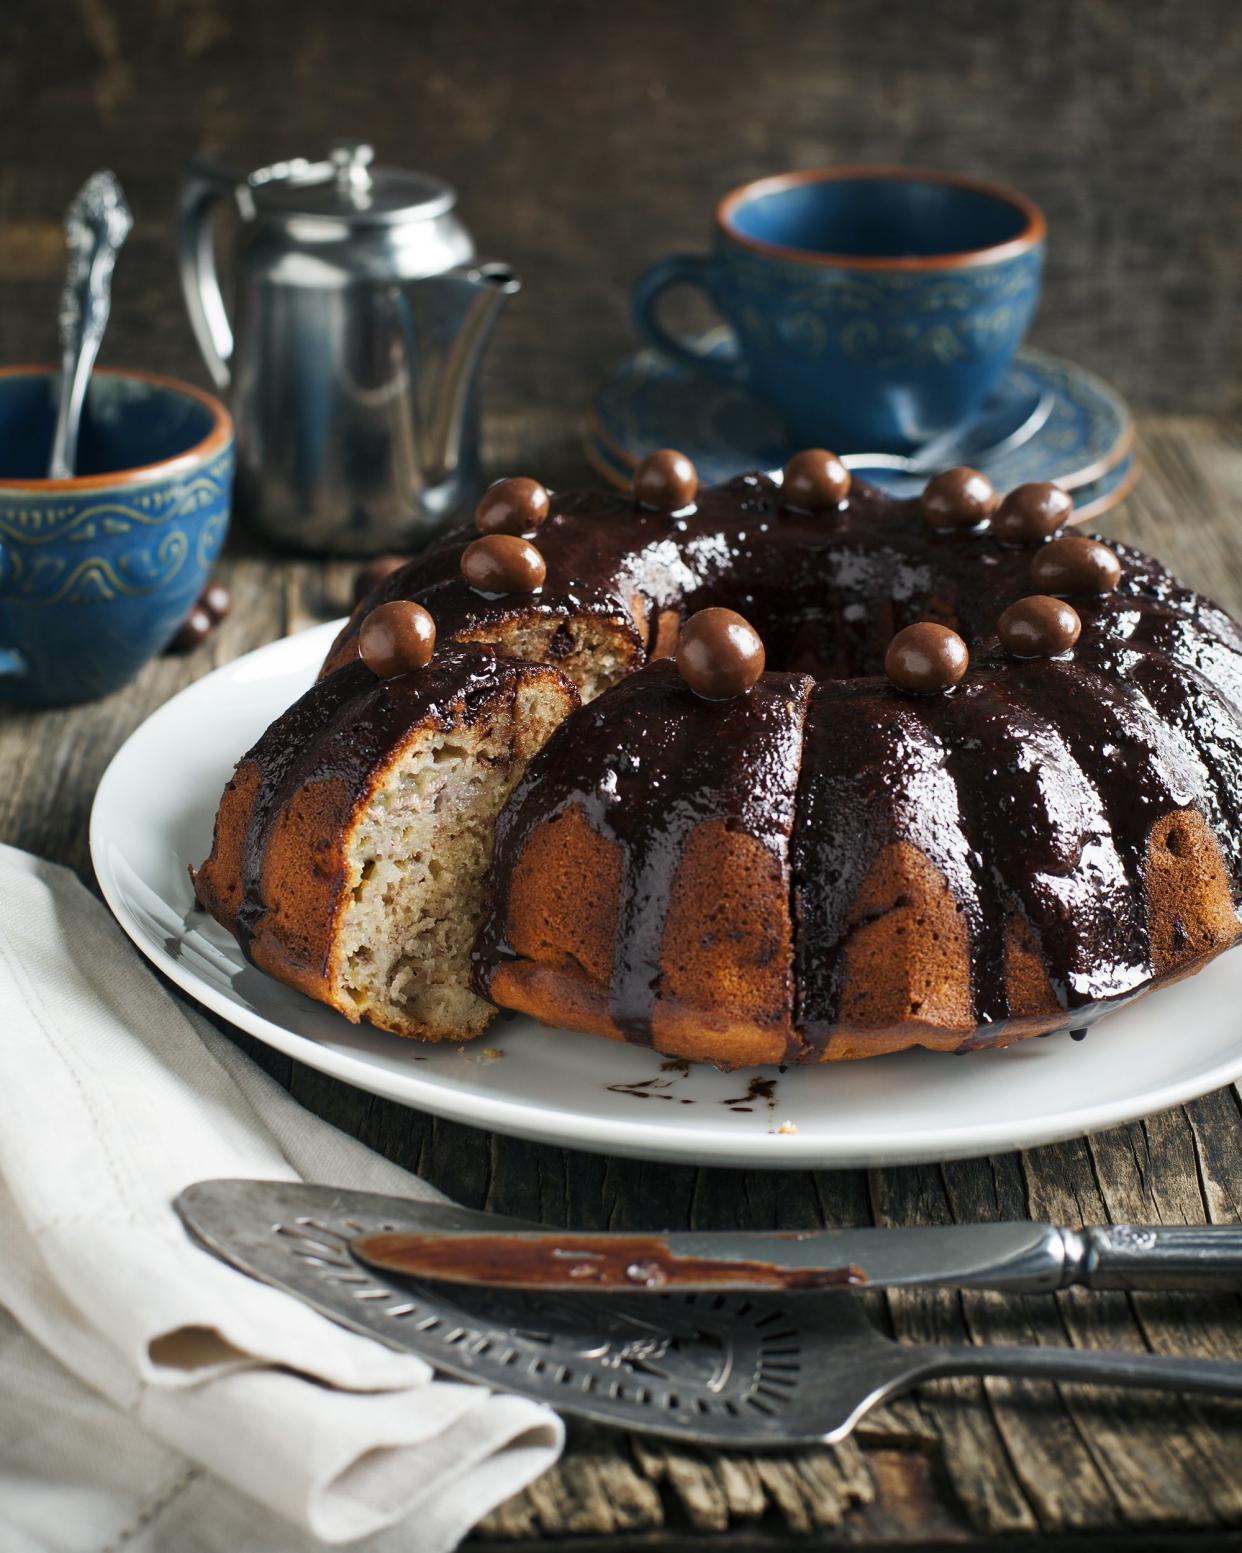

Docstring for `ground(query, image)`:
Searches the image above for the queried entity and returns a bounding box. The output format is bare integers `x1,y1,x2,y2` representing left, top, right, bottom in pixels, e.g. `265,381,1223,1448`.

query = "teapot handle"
177,158,234,391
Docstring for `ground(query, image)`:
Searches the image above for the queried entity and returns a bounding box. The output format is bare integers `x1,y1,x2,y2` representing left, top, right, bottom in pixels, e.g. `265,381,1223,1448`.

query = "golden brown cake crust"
476,659,813,1063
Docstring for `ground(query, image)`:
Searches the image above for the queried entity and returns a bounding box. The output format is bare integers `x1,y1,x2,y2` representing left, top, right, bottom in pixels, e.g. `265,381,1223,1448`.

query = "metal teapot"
177,142,518,554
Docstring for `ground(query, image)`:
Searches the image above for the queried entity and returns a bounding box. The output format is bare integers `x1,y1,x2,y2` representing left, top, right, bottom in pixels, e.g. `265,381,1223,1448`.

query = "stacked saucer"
587,332,1135,522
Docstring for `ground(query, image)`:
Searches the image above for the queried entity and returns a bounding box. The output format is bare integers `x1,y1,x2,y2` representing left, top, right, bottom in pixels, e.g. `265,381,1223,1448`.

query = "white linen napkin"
0,843,563,1550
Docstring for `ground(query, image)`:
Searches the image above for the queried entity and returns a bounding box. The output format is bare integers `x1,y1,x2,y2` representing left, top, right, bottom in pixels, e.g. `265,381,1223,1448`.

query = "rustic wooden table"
3,412,1241,1549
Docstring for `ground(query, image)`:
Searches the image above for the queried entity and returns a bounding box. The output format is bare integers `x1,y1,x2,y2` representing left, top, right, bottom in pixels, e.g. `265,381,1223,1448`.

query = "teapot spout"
424,261,520,484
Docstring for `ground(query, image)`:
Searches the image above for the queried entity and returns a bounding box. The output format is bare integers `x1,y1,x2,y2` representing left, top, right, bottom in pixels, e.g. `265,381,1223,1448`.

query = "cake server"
175,1180,1242,1448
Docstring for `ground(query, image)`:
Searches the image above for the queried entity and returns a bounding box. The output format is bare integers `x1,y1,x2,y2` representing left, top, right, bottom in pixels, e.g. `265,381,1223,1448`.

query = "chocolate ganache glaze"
436,474,1242,1055
324,473,956,679
251,464,1242,1061
476,659,810,1046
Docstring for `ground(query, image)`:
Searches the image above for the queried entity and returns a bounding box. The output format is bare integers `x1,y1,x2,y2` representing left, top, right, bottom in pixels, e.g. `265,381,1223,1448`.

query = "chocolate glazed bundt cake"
194,451,1242,1066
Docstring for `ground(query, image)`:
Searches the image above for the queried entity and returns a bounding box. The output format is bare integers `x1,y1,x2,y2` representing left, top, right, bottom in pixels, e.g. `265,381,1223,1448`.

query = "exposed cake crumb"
773,1119,799,1135
336,673,573,1042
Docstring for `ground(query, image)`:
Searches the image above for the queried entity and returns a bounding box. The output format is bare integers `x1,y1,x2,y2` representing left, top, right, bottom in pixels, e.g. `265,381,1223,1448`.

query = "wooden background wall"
1,0,1239,434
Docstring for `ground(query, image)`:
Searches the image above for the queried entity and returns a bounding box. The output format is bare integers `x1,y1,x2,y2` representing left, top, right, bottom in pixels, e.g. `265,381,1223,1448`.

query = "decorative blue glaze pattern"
0,455,231,606
633,171,1045,452
0,371,233,706
712,251,1042,368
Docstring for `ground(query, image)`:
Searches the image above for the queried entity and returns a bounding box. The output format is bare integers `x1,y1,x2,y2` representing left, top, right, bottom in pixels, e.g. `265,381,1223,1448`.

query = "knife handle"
1065,1225,1242,1291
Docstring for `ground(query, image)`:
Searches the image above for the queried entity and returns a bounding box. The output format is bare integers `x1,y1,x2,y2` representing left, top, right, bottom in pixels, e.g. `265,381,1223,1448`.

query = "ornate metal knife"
173,1180,1242,1448
351,1219,1242,1294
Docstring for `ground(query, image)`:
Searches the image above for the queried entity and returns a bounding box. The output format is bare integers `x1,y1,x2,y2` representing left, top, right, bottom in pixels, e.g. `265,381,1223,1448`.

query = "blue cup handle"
631,255,746,385
0,539,22,682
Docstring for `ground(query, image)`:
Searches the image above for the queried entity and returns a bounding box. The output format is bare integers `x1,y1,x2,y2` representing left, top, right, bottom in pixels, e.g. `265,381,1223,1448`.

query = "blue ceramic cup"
0,368,234,706
633,167,1045,453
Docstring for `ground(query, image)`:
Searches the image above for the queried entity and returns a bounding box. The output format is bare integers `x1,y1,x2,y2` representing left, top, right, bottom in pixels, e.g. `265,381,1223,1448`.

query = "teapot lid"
244,142,455,225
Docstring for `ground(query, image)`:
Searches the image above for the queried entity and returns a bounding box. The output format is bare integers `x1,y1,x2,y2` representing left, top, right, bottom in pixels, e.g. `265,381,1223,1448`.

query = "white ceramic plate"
91,621,1242,1169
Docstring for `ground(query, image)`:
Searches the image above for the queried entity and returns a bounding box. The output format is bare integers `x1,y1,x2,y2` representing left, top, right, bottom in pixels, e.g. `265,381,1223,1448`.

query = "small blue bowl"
633,166,1046,453
0,368,234,706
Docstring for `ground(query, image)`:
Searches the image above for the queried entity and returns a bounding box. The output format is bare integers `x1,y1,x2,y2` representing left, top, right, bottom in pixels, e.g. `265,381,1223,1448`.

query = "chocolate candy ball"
782,448,851,511
994,482,1073,545
676,607,766,700
353,554,409,605
476,476,551,536
1030,535,1122,595
634,448,698,512
461,534,547,594
922,467,998,531
885,622,970,693
201,581,233,623
169,604,215,653
997,595,1082,657
168,579,232,653
359,600,436,677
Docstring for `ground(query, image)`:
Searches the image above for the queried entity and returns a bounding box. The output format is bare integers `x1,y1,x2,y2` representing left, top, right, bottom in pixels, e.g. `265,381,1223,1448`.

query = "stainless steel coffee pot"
177,142,518,554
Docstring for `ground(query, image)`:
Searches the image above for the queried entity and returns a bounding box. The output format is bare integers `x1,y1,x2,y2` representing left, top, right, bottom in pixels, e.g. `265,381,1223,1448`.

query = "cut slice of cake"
193,648,577,1041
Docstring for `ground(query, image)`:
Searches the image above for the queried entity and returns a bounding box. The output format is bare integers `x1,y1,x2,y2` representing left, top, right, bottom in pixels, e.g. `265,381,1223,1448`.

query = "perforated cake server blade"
174,1180,1242,1447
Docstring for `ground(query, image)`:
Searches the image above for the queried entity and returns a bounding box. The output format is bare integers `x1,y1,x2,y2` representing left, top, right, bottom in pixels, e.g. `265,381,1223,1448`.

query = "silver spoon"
47,171,133,480
842,386,1056,485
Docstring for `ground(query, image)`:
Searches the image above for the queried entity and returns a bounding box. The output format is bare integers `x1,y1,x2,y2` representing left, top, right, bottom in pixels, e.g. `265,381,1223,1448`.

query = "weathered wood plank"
4,0,1242,414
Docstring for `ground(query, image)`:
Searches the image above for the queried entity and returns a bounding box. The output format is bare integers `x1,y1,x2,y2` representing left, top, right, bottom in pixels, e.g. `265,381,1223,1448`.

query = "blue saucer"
599,428,1136,530
588,333,1135,510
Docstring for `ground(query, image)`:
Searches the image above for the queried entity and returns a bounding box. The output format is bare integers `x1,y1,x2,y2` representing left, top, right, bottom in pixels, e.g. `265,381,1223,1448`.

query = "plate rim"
90,621,1242,1170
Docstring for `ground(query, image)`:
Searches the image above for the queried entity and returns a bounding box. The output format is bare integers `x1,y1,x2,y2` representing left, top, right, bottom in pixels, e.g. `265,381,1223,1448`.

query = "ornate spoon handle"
48,171,132,480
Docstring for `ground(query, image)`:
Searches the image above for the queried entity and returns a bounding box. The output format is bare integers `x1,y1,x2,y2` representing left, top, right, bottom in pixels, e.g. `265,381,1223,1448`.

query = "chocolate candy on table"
168,603,215,653
358,600,437,677
885,622,970,693
921,467,998,531
353,554,409,605
675,607,765,700
634,448,698,513
461,534,547,594
167,577,233,653
997,594,1082,657
476,476,551,536
1030,534,1122,594
994,481,1074,545
200,581,233,622
781,448,851,511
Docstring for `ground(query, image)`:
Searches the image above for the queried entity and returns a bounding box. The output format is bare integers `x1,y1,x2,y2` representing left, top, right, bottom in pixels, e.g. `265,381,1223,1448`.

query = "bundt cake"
194,451,1242,1066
